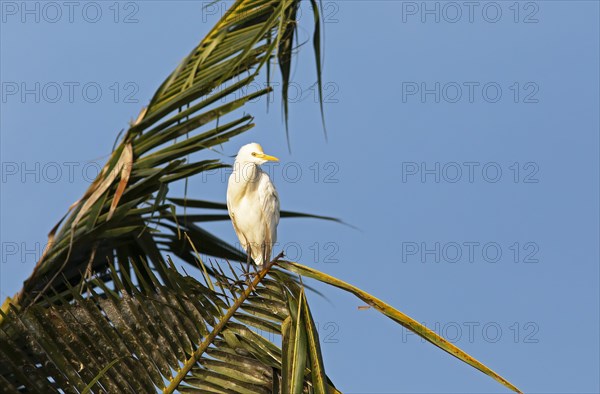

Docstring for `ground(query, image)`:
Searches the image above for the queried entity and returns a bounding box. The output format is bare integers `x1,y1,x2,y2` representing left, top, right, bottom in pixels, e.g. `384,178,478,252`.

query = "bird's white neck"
232,160,262,190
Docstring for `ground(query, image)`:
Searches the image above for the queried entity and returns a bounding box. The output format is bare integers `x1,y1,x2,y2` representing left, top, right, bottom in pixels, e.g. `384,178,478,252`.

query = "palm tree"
0,1,522,392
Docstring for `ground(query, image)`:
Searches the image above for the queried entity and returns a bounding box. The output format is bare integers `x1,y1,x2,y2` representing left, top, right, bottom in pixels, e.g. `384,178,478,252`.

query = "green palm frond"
14,0,323,308
278,261,523,393
0,259,338,393
0,255,522,393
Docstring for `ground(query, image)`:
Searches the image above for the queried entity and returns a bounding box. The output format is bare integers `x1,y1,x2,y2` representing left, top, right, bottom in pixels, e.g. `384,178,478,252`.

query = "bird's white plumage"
227,143,280,265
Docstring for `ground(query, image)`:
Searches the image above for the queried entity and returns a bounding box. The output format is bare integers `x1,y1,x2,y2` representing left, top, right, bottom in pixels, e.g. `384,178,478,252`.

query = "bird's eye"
251,152,257,157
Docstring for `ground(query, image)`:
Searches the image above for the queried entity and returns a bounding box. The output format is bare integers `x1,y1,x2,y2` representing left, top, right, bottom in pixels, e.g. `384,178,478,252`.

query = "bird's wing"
226,177,247,250
258,171,280,253
229,210,246,250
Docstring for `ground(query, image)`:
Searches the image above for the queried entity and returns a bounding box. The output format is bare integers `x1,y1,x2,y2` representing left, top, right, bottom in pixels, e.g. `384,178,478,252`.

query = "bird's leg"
246,245,252,279
242,244,251,279
241,244,257,285
242,244,264,294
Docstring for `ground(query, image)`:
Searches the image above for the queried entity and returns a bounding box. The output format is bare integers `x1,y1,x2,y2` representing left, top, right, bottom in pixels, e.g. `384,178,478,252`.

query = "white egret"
227,143,280,266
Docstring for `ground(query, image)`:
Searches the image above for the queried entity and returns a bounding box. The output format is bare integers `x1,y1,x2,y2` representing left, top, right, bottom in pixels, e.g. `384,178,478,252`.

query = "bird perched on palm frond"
227,143,280,266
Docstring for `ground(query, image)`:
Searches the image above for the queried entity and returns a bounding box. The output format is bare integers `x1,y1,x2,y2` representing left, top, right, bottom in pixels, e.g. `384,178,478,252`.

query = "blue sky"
1,1,599,392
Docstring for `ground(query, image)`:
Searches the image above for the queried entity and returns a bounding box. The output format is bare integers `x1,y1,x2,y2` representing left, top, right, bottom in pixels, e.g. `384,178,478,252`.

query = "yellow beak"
255,152,279,162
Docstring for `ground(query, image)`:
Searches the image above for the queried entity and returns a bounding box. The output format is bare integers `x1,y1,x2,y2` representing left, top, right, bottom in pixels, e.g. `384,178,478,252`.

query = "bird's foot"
241,264,260,293
240,270,258,280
